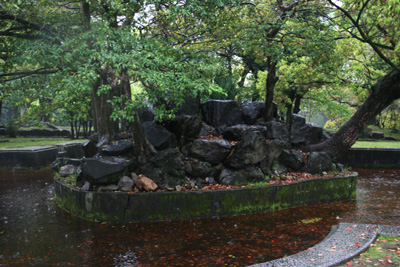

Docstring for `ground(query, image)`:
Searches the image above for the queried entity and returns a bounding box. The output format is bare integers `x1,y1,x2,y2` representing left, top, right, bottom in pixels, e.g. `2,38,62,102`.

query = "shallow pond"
0,169,399,266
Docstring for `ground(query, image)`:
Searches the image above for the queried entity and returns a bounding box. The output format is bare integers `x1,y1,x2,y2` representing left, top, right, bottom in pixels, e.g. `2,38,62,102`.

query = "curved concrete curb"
249,223,400,267
54,173,357,222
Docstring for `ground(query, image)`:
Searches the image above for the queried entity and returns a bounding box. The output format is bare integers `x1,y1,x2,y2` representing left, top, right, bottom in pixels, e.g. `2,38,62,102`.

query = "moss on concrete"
54,172,358,223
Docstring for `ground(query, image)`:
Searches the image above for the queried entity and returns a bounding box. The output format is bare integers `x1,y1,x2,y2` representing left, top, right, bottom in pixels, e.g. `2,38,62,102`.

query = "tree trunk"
119,70,156,161
91,66,121,147
264,57,278,121
302,69,400,160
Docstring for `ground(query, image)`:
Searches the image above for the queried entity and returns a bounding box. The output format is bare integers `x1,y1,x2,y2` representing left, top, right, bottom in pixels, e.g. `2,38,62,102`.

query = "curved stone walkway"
249,223,400,267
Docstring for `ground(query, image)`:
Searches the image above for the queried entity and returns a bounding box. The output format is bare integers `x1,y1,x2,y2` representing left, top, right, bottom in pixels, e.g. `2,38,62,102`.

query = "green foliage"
5,119,19,138
247,176,270,187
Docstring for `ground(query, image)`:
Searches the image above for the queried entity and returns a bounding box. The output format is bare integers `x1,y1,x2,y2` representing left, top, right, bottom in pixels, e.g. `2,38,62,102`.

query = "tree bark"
264,57,278,121
302,69,400,160
91,66,121,147
119,70,156,161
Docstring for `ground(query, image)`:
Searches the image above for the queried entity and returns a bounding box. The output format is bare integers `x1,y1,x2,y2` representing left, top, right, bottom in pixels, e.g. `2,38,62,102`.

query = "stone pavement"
249,223,400,267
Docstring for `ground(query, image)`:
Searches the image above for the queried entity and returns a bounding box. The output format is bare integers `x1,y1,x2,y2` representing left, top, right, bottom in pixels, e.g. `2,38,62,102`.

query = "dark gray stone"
384,135,398,141
279,149,304,171
259,139,286,174
81,181,90,191
219,168,246,185
241,101,264,125
143,121,177,150
271,160,288,175
190,139,232,164
81,156,133,185
303,151,334,174
163,115,202,144
216,124,268,141
142,148,186,187
88,133,99,143
52,157,81,171
370,131,385,139
101,140,134,156
200,100,243,127
291,114,324,147
83,140,98,158
238,166,265,183
118,176,134,192
225,131,268,169
186,160,213,178
264,121,290,144
175,96,201,116
60,164,76,177
199,122,214,137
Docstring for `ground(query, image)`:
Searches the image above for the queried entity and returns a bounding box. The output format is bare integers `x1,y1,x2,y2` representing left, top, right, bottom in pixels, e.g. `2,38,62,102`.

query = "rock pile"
54,99,341,192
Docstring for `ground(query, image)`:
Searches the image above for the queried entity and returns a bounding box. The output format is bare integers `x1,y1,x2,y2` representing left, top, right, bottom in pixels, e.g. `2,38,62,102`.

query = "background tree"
304,0,400,158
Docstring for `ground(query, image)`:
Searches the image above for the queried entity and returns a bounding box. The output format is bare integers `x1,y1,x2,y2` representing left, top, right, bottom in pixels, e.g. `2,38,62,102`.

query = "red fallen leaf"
385,255,390,258
355,242,360,247
346,262,352,265
348,227,353,230
381,239,387,243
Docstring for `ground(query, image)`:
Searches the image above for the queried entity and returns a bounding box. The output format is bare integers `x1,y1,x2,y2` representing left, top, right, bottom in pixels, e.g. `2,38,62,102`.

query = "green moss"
54,173,358,223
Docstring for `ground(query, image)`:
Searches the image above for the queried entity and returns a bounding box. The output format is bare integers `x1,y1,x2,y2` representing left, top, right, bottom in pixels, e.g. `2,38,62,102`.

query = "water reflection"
0,169,399,266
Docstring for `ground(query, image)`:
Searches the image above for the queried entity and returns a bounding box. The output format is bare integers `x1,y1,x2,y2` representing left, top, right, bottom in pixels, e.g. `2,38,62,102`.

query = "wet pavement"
0,169,399,266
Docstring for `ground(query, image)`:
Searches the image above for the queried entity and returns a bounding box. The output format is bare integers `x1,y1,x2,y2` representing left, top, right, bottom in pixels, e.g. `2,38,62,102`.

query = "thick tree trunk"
302,69,400,160
91,67,120,147
119,70,156,161
264,57,278,121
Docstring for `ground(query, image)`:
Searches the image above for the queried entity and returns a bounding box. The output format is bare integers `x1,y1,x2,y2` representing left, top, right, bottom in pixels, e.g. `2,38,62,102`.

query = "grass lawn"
337,234,400,266
352,141,400,149
0,137,87,149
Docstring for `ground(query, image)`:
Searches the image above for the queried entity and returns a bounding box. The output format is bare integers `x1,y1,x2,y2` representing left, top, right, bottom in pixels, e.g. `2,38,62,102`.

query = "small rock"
118,176,134,192
60,165,76,177
175,185,182,191
133,173,158,191
205,177,214,184
81,181,90,191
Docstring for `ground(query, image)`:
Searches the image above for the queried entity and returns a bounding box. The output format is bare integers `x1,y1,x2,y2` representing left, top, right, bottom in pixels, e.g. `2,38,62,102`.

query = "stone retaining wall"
54,173,357,223
341,148,400,169
0,143,83,171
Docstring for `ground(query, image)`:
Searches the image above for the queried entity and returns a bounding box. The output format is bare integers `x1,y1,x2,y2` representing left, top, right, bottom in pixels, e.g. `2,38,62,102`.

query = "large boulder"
225,131,268,169
81,156,134,185
264,120,290,145
200,100,243,127
82,140,98,158
290,114,323,147
141,148,186,187
185,160,213,178
279,149,304,171
303,151,334,174
163,115,202,144
215,124,268,141
175,96,201,116
190,139,232,164
219,168,246,185
142,121,177,150
101,140,134,156
241,101,264,125
259,139,286,174
238,166,265,183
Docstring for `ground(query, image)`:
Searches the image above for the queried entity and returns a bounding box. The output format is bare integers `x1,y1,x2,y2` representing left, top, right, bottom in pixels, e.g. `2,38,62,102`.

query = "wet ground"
0,169,399,266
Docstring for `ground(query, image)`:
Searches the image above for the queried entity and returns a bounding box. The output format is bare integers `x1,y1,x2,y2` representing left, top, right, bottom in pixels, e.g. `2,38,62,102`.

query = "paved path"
249,223,400,267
